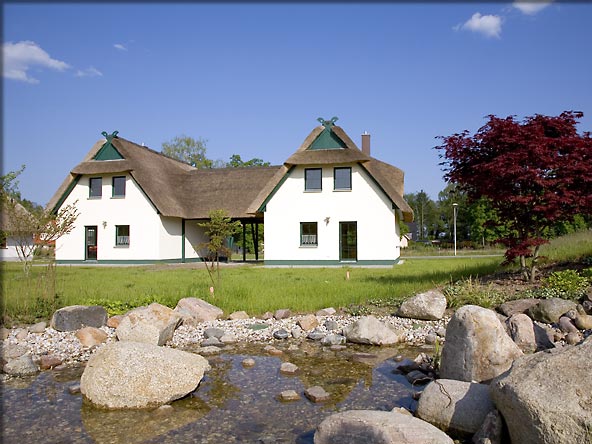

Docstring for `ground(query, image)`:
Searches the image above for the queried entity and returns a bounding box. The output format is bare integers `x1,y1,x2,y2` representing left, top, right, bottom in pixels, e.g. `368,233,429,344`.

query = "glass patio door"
85,226,98,260
339,221,357,262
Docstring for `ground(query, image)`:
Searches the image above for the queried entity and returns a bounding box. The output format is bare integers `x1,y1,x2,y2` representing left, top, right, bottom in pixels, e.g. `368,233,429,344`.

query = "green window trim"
300,222,318,246
89,177,102,198
115,225,130,247
334,167,352,191
304,168,322,192
112,176,126,198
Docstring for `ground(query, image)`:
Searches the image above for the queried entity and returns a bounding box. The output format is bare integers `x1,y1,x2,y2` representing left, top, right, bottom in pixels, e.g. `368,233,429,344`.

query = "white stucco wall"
0,236,33,262
264,164,401,264
55,174,185,262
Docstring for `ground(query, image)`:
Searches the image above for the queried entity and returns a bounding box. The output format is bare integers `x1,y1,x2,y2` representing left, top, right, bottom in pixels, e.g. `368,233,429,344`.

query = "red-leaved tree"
436,111,592,281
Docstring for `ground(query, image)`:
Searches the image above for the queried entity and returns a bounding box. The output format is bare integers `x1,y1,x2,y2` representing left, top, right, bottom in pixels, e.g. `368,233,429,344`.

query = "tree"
227,154,270,168
436,111,592,281
162,135,214,168
197,209,242,288
404,190,438,240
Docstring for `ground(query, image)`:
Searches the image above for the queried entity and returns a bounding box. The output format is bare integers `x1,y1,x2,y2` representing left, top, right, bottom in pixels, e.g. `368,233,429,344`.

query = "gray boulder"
50,305,108,332
527,298,577,324
491,337,592,444
506,314,537,353
417,379,495,438
440,305,523,382
343,316,400,346
174,297,223,324
397,290,447,321
497,298,540,317
116,303,182,346
80,341,210,409
472,410,505,444
314,410,454,444
3,354,39,376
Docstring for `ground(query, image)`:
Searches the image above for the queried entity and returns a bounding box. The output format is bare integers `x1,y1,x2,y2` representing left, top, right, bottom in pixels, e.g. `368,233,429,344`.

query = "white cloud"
113,43,127,51
75,66,103,78
2,40,70,84
458,12,503,38
513,1,553,15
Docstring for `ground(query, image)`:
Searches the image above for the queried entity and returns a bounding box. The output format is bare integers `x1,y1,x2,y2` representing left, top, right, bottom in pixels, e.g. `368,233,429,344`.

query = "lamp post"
452,203,458,256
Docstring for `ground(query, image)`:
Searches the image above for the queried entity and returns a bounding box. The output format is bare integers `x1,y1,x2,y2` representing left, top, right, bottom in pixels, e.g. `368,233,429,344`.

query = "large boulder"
174,297,223,324
417,379,495,438
80,341,210,409
440,305,523,382
3,354,39,376
314,410,454,444
497,298,540,317
343,316,399,346
527,298,577,324
490,337,592,444
50,305,108,332
116,303,182,346
397,290,447,321
505,314,537,353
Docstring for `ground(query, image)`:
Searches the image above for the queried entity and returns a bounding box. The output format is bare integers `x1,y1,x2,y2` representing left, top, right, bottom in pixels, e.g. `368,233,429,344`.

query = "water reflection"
2,342,428,443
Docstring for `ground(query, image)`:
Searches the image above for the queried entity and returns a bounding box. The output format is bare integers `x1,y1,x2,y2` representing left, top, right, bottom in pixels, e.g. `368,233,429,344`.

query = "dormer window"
112,176,126,198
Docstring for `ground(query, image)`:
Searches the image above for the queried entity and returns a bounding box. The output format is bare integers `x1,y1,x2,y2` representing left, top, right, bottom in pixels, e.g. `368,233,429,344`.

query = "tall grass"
1,257,501,324
538,230,592,263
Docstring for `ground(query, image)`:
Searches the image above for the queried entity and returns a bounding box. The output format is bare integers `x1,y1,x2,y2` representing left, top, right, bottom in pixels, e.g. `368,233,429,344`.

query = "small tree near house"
197,209,242,289
436,111,592,282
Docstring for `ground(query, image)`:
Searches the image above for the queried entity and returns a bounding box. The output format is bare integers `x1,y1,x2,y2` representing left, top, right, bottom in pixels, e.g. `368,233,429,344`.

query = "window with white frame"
115,225,130,246
112,176,126,197
89,177,102,198
334,167,352,190
300,222,318,246
304,168,322,191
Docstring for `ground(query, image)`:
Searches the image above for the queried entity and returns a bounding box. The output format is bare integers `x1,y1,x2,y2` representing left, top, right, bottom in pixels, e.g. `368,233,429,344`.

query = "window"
89,177,102,198
300,222,318,246
0,232,7,249
334,167,352,190
112,176,126,197
304,168,322,191
115,225,130,246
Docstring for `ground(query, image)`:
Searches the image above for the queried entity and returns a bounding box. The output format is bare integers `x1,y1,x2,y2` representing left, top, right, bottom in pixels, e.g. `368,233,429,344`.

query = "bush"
543,269,590,301
443,277,506,309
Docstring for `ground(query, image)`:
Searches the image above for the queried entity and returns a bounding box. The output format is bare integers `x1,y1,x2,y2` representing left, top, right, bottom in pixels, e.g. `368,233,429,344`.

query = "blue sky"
4,2,591,206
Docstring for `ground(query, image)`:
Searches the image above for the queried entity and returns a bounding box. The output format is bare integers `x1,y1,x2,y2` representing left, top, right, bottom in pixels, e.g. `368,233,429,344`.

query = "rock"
3,355,38,376
321,334,346,346
29,321,47,333
14,328,28,340
533,323,556,350
391,407,413,416
0,327,9,340
304,386,330,403
565,331,582,345
228,310,249,320
582,300,592,315
201,337,222,347
39,354,63,370
316,307,336,316
314,410,454,444
204,327,225,339
116,303,182,346
425,333,438,345
174,297,223,324
76,326,108,348
241,358,255,368
80,341,210,409
307,329,325,341
558,315,579,333
2,343,28,359
406,370,433,385
107,315,124,329
264,345,283,356
291,327,304,339
575,305,592,330
279,362,299,374
279,390,300,401
440,305,523,382
261,311,274,320
397,290,447,321
68,383,81,395
273,329,289,340
343,316,400,346
219,333,237,344
506,314,536,353
50,305,108,332
472,410,505,444
198,346,221,355
498,298,540,317
491,338,592,444
527,298,577,324
417,379,495,438
274,309,291,320
324,320,340,331
297,314,319,331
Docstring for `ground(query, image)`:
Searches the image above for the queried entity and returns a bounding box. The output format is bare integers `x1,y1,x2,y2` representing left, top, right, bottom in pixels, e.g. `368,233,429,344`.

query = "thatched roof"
49,122,413,223
1,200,34,233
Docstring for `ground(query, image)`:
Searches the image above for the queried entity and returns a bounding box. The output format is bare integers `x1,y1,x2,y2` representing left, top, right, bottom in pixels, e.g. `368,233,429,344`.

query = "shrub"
443,277,506,309
543,269,589,301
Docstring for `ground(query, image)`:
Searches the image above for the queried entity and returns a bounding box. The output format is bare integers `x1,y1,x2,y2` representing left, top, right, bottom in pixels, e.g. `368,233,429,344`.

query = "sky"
3,1,592,207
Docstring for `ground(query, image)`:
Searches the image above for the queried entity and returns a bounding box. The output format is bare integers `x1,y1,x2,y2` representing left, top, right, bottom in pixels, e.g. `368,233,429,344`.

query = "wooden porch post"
242,222,246,262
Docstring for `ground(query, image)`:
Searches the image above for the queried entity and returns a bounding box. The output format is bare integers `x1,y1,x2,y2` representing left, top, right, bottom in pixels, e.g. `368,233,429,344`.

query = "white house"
48,120,413,266
0,201,35,262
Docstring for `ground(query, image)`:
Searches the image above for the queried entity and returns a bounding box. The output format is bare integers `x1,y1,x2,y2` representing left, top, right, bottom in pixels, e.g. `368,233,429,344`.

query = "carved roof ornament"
317,117,339,128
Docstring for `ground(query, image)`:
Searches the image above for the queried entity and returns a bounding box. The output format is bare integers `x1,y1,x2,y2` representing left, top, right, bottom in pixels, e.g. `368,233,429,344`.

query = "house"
0,200,35,262
48,119,413,266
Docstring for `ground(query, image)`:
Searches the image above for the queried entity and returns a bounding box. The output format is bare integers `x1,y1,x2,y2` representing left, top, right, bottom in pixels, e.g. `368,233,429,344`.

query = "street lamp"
452,203,458,256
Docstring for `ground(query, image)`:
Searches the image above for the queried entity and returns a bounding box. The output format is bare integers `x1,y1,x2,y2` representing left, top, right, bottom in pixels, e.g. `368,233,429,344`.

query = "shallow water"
2,342,431,443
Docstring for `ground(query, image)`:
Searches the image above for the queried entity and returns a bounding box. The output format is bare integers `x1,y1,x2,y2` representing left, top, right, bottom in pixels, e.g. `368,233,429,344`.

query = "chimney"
361,131,371,155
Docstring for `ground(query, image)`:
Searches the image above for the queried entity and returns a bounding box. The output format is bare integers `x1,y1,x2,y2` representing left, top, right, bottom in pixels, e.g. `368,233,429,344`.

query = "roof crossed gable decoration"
308,117,347,150
93,131,124,161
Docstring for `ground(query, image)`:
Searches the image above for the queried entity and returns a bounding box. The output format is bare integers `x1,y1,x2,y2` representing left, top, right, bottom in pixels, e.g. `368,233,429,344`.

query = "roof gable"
308,117,347,150
93,131,124,160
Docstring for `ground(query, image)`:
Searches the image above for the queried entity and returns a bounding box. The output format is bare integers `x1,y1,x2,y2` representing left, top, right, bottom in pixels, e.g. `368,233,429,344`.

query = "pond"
2,341,433,443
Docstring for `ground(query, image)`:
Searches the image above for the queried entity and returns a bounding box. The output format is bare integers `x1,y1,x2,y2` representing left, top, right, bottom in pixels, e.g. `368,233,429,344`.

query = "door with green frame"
85,226,98,260
339,221,357,262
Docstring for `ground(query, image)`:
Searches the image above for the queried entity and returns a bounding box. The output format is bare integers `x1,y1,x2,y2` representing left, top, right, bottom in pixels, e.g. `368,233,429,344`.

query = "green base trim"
56,257,204,265
264,259,399,267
